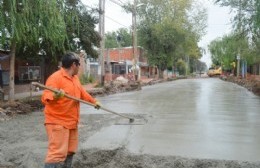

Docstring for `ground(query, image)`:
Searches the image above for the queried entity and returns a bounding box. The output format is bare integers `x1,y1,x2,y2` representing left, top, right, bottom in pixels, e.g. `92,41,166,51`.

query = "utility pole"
99,0,105,85
132,0,138,80
237,0,241,77
116,34,122,61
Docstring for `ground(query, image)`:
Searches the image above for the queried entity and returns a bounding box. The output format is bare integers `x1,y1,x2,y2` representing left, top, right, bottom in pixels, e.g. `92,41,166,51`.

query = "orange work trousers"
45,124,78,163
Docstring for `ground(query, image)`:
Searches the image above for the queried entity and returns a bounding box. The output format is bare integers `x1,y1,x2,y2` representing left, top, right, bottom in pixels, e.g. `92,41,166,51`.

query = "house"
0,50,10,87
0,49,43,85
102,46,158,81
0,49,46,97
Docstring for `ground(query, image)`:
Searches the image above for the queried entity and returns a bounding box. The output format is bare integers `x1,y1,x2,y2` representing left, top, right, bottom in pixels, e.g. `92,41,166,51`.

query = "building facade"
101,46,157,81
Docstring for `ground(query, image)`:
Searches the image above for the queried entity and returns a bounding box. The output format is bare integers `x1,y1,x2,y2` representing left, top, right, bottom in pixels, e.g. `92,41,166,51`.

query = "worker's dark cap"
61,52,80,68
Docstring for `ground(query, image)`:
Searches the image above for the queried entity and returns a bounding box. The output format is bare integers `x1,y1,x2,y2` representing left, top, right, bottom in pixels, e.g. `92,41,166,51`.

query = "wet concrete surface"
81,78,260,162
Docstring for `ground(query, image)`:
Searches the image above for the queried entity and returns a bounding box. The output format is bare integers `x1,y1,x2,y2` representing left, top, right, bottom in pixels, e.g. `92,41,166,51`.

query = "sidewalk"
4,90,43,101
3,83,97,101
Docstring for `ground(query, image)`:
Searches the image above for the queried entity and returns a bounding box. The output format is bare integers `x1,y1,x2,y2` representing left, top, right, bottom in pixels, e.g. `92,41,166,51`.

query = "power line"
118,0,127,5
208,24,231,26
105,0,131,30
79,0,98,10
109,0,124,7
105,15,130,29
84,5,97,10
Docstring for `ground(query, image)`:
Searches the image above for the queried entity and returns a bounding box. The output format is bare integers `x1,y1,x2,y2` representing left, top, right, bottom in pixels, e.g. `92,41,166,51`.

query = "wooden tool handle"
31,82,134,121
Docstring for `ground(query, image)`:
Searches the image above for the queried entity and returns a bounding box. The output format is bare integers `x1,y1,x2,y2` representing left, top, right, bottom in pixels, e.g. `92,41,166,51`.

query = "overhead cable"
105,15,130,29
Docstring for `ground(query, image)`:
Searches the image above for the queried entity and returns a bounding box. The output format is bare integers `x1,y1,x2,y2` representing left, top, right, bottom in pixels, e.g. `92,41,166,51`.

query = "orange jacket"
41,68,96,129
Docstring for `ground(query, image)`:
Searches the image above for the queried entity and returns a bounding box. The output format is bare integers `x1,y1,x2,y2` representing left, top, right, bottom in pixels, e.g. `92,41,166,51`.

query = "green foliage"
208,33,255,70
79,74,95,85
137,0,207,77
176,59,186,75
0,0,99,100
105,31,118,48
69,4,100,58
0,0,100,61
1,0,67,51
215,0,260,61
0,0,72,101
105,28,132,48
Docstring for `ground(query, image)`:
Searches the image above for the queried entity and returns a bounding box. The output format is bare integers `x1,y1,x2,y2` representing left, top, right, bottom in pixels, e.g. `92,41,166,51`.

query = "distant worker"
130,63,140,81
41,52,101,168
231,61,236,75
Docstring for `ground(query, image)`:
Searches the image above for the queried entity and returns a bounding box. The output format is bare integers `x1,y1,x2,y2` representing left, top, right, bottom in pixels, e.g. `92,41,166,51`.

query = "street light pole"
99,0,105,85
237,54,240,77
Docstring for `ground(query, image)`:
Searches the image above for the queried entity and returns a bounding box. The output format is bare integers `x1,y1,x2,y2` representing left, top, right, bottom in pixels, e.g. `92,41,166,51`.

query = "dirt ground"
220,75,260,96
1,77,260,168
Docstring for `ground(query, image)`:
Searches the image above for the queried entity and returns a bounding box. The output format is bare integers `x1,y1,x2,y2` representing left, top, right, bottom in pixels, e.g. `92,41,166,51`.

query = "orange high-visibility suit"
41,68,96,163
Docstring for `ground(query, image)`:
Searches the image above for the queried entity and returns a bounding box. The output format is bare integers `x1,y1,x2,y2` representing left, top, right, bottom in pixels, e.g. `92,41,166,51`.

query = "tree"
105,31,118,48
141,19,186,77
0,0,101,101
215,0,260,62
0,0,68,101
208,33,253,71
176,59,186,75
105,28,132,48
137,0,207,78
196,60,207,73
65,2,100,57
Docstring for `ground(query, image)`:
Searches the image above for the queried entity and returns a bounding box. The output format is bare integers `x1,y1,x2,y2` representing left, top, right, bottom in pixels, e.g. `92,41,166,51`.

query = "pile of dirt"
73,148,260,168
220,75,260,96
89,81,142,97
88,77,168,97
0,99,43,121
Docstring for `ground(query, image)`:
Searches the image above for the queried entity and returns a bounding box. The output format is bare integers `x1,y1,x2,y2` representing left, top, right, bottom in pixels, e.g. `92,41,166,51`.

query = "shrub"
79,74,95,85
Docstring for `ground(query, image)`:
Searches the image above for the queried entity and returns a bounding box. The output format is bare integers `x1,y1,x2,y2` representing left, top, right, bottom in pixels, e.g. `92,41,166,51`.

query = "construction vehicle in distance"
207,66,222,77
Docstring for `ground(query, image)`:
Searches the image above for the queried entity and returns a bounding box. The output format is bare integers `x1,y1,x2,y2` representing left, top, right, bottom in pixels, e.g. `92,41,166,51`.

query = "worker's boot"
44,162,63,168
63,155,73,168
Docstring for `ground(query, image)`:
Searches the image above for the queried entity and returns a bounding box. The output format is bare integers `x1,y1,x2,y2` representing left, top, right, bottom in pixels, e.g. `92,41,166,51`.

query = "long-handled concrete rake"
32,82,145,125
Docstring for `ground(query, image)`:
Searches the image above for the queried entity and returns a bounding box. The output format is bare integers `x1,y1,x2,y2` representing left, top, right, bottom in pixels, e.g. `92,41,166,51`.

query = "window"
18,66,41,81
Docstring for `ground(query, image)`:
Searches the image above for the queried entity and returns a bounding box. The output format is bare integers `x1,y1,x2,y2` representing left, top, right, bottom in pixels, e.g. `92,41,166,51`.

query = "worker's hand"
94,101,101,109
53,89,65,99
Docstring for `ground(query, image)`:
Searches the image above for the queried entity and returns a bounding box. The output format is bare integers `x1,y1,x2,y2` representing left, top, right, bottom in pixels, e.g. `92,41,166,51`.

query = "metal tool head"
129,118,135,123
115,118,147,125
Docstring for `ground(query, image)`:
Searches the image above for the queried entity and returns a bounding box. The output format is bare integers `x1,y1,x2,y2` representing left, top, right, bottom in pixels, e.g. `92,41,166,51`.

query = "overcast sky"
82,0,234,68
199,0,233,67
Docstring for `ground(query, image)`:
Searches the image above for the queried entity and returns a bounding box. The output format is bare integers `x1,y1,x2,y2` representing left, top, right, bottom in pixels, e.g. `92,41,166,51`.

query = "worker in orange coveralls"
41,52,101,168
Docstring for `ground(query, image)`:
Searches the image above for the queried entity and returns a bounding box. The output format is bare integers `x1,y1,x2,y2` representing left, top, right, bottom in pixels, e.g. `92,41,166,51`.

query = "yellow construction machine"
207,66,222,77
